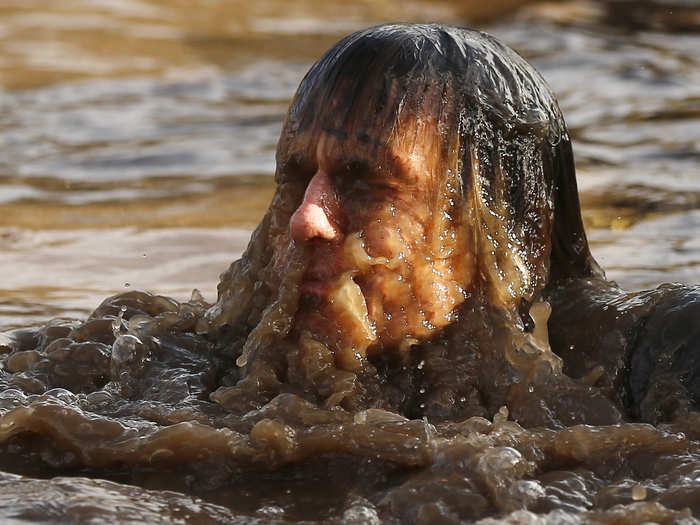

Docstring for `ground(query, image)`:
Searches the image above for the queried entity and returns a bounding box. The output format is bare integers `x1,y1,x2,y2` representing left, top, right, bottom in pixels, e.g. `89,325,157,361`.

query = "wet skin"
279,128,475,367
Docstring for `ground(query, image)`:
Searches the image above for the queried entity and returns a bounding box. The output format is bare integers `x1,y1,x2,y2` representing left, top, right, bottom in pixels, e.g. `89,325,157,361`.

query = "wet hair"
281,24,601,310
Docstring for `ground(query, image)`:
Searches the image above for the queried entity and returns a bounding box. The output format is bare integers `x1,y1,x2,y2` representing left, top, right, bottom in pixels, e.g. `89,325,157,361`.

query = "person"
202,23,699,426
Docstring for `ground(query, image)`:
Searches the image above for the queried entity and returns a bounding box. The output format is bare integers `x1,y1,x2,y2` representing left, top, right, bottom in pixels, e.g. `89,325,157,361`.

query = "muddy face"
279,125,474,370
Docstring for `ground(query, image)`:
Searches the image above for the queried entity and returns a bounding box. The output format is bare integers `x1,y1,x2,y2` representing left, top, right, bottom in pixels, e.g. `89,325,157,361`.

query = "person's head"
272,24,599,368
207,24,600,390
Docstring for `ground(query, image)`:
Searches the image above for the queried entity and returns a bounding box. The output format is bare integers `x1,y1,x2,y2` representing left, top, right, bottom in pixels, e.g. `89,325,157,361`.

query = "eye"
344,159,371,176
328,170,371,197
275,157,315,185
331,158,400,195
345,179,371,194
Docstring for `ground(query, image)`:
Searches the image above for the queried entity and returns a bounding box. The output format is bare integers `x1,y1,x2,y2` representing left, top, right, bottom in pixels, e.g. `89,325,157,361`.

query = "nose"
289,170,340,243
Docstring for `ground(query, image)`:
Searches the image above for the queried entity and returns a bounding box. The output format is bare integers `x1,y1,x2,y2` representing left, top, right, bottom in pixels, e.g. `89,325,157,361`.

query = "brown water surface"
1,0,700,523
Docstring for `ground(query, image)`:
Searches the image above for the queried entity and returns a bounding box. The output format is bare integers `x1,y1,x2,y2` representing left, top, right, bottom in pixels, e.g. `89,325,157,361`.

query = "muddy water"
1,0,700,523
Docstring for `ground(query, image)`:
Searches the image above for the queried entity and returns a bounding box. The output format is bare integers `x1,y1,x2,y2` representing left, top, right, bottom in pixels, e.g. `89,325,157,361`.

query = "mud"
0,276,698,524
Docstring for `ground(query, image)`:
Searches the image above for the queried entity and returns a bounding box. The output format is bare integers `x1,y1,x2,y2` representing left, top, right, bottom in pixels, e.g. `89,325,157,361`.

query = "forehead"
279,111,448,184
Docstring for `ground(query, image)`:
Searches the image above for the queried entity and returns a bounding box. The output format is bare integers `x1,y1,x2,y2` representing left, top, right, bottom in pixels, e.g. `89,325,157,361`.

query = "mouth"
299,254,345,297
299,278,330,296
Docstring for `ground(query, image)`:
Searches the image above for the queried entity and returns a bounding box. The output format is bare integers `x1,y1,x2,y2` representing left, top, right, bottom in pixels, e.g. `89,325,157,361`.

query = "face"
276,114,474,371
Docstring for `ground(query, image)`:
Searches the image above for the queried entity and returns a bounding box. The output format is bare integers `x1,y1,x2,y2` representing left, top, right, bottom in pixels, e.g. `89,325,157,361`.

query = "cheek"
362,266,411,312
361,209,425,261
360,266,416,342
413,220,475,324
410,259,468,322
363,224,405,261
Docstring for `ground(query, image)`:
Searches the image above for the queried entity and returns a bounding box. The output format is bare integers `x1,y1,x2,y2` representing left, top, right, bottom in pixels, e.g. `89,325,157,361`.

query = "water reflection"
0,2,698,324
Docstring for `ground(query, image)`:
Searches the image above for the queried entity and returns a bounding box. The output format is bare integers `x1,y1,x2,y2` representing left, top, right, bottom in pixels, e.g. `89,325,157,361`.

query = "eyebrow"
355,132,382,147
322,127,348,140
330,156,373,176
279,154,314,176
322,126,383,147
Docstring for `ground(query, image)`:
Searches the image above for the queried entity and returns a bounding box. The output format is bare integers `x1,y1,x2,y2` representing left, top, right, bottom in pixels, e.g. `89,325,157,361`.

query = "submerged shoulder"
546,279,700,422
627,283,700,422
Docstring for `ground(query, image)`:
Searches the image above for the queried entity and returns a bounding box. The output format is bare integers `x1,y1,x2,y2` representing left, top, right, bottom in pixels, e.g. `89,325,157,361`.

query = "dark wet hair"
282,24,601,307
